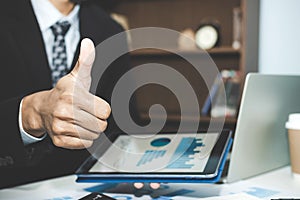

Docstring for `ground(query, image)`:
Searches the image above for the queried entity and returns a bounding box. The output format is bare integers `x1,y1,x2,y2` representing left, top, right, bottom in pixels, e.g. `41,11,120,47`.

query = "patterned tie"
50,21,71,86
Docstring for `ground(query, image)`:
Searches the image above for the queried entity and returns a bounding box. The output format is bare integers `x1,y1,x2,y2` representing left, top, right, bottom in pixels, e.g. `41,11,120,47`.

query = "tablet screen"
89,132,219,173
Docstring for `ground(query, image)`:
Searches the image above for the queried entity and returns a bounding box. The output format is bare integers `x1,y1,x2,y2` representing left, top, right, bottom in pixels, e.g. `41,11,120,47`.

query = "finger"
73,108,108,133
52,135,94,149
88,94,111,120
149,183,160,190
74,124,102,140
133,183,144,189
71,38,95,90
50,100,107,134
51,120,101,140
75,90,111,120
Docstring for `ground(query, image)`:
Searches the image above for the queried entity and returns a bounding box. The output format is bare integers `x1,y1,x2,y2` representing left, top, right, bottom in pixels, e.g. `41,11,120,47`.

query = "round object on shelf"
195,22,219,50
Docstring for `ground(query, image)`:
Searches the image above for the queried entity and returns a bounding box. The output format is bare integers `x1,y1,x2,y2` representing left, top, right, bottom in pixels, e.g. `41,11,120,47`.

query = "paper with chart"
90,133,219,173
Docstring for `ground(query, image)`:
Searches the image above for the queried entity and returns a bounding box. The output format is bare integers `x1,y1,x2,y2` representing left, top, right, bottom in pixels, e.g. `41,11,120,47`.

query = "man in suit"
0,0,130,188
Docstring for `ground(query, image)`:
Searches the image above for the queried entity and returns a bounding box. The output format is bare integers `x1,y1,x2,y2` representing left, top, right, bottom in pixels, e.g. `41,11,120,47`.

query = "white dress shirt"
19,0,81,145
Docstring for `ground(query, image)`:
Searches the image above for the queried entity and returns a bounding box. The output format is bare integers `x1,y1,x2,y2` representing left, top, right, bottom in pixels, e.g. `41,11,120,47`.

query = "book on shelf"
201,70,241,118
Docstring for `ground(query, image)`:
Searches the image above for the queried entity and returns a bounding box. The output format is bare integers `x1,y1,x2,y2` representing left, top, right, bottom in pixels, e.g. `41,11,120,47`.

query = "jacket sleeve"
0,97,54,170
0,97,27,168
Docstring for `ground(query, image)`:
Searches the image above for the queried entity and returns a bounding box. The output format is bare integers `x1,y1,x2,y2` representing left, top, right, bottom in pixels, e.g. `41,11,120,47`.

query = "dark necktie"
50,21,71,86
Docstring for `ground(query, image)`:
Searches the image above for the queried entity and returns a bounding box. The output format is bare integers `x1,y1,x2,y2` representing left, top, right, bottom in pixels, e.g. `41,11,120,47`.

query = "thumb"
71,38,95,90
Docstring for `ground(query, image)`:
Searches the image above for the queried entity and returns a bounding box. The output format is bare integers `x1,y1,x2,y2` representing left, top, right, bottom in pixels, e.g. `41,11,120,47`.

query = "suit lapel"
9,0,52,90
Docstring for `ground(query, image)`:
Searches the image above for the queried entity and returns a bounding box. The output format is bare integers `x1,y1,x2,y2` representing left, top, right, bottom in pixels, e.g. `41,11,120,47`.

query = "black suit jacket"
0,0,129,188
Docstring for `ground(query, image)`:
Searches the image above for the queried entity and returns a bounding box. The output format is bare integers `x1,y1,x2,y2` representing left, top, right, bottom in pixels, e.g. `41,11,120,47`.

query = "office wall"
259,0,300,74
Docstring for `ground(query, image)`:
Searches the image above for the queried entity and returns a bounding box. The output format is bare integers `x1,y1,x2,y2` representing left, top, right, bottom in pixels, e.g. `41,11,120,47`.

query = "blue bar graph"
137,150,166,166
167,137,204,169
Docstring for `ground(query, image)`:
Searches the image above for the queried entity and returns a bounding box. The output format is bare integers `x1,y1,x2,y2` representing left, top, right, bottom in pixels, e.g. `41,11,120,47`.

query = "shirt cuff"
19,99,47,145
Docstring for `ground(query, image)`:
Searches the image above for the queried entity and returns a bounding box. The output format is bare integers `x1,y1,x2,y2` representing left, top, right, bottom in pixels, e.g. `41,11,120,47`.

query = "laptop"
225,73,300,183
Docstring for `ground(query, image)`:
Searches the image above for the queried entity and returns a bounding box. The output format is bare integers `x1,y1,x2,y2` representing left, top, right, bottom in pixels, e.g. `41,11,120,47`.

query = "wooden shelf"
129,47,240,56
106,0,259,131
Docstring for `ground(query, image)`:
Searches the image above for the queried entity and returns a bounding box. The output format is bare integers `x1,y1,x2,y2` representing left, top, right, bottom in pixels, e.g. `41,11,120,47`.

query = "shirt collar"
31,0,80,32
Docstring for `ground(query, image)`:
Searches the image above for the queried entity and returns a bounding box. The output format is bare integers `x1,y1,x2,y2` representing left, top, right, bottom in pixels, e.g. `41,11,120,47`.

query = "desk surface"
0,166,300,200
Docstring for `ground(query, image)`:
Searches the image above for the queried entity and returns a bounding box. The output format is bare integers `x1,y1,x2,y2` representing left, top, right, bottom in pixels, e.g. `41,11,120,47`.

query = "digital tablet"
76,130,232,183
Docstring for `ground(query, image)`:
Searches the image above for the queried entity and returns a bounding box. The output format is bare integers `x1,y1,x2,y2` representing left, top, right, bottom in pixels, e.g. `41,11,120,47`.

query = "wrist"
22,91,49,137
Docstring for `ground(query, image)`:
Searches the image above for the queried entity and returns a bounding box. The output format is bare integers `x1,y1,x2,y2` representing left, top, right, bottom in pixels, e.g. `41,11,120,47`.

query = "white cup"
285,113,300,179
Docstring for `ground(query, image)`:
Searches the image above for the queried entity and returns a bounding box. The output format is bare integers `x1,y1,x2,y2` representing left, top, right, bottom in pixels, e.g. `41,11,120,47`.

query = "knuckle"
52,137,63,147
53,108,63,118
60,92,74,104
52,109,61,118
53,106,71,119
51,121,64,134
58,137,69,147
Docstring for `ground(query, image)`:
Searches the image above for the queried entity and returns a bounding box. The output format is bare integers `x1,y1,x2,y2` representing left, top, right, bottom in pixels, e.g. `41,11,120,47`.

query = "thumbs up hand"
22,38,111,149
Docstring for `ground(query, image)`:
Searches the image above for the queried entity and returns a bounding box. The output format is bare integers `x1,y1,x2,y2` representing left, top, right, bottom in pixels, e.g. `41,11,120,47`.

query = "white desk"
0,166,300,200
